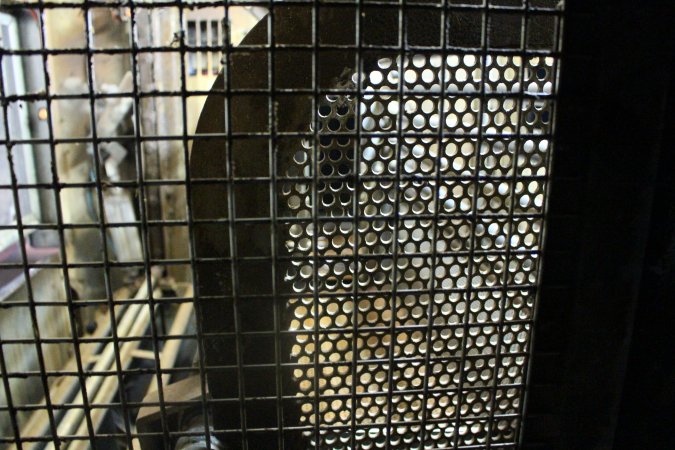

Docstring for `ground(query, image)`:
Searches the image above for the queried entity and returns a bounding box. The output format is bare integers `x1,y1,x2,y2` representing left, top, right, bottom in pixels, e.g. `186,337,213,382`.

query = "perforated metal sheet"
281,53,556,448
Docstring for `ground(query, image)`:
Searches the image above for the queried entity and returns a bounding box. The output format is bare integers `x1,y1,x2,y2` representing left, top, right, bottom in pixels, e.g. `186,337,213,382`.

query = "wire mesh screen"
0,1,564,449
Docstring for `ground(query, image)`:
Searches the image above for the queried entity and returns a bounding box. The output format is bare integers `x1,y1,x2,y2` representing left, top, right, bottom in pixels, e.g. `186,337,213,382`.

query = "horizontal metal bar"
1,317,535,344
2,131,554,147
0,173,551,190
3,88,557,103
0,0,563,14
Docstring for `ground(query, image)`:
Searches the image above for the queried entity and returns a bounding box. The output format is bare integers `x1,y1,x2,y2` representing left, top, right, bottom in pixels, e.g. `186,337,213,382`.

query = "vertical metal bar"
0,15,62,449
79,9,133,448
265,2,286,449
517,4,565,445
177,2,214,448
485,2,533,446
220,1,250,447
383,0,407,447
310,1,322,447
451,2,491,447
0,338,22,448
125,3,171,448
348,1,364,448
417,0,451,446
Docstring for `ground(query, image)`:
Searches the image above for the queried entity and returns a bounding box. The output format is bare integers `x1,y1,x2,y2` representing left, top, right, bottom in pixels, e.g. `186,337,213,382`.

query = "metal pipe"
43,268,160,450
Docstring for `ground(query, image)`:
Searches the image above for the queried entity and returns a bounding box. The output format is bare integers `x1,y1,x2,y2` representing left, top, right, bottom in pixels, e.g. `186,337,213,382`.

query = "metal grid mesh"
0,1,564,449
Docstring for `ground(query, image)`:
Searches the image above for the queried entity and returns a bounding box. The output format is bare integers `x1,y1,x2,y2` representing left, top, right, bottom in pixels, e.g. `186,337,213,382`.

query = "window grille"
0,1,564,449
